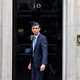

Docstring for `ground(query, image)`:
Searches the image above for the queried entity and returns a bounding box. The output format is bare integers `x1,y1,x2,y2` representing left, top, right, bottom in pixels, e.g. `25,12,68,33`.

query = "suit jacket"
31,33,48,68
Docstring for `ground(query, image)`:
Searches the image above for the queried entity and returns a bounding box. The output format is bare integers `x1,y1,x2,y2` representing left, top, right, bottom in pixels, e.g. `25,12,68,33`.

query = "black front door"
13,0,62,80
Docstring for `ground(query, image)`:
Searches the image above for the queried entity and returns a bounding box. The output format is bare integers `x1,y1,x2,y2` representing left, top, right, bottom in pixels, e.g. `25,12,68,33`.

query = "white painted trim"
62,0,67,80
1,0,12,80
0,0,3,79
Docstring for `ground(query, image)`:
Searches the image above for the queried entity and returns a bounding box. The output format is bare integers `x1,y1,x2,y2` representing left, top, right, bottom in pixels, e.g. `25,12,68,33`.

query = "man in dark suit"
28,21,48,80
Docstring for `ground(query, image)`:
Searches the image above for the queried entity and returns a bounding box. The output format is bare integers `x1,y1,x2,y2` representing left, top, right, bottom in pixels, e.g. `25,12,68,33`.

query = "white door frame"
0,0,75,80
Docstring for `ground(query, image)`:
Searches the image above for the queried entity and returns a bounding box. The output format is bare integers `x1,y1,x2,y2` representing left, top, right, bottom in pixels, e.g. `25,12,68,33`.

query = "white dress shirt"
32,33,40,51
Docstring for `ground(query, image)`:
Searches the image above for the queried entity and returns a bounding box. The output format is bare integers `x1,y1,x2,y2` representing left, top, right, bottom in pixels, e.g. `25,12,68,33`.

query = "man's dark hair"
31,21,40,27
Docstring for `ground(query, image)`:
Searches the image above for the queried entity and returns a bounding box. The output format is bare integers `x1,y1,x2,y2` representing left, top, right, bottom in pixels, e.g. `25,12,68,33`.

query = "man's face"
32,25,40,35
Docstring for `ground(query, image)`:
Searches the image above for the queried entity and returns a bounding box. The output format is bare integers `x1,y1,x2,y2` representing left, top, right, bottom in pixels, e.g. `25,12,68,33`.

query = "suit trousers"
32,64,44,80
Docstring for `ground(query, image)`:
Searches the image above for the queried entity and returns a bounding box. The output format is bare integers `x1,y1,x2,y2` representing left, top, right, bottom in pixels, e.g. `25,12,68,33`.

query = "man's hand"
40,64,46,71
28,63,31,70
